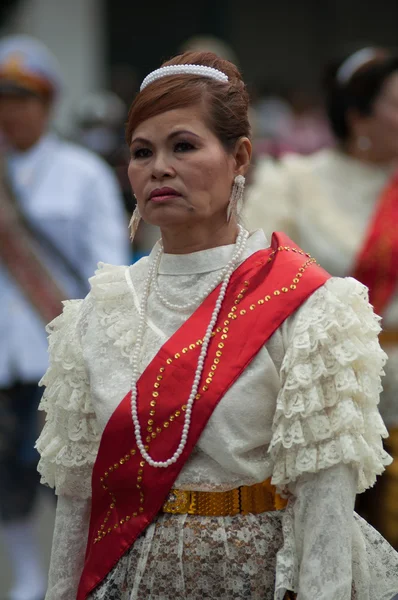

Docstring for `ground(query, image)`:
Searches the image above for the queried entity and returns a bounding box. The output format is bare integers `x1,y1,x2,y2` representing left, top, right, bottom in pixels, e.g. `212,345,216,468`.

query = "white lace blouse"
244,149,398,426
36,230,396,600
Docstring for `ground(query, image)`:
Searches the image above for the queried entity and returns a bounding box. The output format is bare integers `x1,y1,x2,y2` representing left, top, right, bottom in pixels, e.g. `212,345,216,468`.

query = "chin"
149,216,193,230
144,205,194,228
3,132,32,150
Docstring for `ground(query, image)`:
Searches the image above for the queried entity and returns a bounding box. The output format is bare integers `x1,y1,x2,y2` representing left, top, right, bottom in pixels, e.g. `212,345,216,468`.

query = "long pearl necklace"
130,225,249,468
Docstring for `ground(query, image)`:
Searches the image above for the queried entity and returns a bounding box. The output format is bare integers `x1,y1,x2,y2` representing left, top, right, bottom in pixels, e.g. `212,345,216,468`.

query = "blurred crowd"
0,30,398,600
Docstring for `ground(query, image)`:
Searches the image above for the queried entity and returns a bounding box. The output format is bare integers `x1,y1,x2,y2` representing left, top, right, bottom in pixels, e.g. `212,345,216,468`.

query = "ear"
233,137,252,176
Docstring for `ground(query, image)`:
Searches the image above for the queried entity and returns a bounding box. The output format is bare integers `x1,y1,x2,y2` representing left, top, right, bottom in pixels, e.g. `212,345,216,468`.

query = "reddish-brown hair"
126,51,250,151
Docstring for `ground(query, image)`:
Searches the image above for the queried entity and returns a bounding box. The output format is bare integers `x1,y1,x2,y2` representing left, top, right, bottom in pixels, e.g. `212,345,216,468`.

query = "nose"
151,151,175,180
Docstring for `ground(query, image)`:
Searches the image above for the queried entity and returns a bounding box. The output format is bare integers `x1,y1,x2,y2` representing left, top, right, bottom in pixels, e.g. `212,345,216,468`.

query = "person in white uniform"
244,46,398,548
36,50,398,600
0,35,130,600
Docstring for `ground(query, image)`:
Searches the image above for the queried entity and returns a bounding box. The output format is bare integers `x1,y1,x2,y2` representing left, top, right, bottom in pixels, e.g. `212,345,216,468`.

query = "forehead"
131,104,215,141
0,92,41,105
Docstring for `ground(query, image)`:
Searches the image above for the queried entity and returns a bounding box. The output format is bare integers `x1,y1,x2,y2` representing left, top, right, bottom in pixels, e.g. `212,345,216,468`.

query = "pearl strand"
140,64,229,91
130,225,249,468
153,227,248,312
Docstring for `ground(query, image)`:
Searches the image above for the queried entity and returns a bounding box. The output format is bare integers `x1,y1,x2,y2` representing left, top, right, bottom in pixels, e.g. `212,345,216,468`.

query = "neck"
160,219,240,254
7,129,49,153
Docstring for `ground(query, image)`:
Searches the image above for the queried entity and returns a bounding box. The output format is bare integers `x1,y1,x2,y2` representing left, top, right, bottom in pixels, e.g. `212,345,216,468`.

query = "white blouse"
244,149,398,426
36,230,397,600
245,149,397,322
1,133,130,386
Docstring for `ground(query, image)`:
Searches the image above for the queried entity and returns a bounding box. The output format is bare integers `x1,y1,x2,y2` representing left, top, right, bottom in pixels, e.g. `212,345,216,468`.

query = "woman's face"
128,104,240,230
354,72,398,162
0,93,50,150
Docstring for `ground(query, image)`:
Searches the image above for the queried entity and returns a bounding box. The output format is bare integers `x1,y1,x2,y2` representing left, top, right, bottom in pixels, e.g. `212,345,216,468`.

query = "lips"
148,187,181,202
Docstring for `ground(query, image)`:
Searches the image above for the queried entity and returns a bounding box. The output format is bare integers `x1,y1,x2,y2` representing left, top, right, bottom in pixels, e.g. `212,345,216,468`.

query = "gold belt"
379,330,398,346
162,478,287,516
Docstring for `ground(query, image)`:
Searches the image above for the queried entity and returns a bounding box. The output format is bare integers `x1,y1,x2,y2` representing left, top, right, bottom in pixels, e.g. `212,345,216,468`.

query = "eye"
174,141,195,153
132,147,152,159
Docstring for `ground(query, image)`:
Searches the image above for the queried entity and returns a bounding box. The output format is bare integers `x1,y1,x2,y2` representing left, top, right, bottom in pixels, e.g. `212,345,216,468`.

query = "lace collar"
155,229,268,275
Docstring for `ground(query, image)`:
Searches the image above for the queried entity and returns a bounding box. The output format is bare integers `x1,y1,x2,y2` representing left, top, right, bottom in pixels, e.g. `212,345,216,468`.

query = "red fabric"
77,232,330,600
0,166,66,323
352,173,398,316
0,220,65,323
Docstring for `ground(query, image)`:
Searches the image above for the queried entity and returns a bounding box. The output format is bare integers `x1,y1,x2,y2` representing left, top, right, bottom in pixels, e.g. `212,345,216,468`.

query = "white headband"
336,48,378,85
140,64,229,91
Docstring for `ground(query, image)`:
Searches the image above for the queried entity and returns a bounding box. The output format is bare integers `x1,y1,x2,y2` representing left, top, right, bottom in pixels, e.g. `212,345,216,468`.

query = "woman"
245,46,398,547
36,51,398,600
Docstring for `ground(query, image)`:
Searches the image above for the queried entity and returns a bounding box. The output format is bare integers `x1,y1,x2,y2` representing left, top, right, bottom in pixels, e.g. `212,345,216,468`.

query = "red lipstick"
148,187,181,202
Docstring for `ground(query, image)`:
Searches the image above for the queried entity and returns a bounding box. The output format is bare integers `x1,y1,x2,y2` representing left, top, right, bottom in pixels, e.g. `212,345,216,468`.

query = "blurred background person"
0,34,129,600
244,45,398,548
73,87,162,263
73,90,153,264
74,91,134,213
179,34,239,65
252,83,334,158
251,80,293,157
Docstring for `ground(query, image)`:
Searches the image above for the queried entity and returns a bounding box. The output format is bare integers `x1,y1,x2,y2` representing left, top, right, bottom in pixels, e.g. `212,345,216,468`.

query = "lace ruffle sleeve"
269,276,392,493
36,299,100,498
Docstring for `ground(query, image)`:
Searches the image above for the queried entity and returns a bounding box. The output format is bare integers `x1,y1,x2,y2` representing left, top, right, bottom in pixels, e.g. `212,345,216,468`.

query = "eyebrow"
130,129,201,146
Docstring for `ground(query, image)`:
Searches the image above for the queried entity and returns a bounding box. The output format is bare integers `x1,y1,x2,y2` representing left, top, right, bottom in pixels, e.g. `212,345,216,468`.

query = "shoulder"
43,299,89,373
281,148,333,172
305,275,375,315
269,232,329,282
246,153,327,221
281,148,343,189
288,276,381,346
88,257,150,304
252,151,322,184
45,298,85,338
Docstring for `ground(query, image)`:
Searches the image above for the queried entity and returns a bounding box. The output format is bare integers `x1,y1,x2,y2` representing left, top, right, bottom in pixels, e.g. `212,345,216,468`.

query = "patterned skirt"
88,511,398,600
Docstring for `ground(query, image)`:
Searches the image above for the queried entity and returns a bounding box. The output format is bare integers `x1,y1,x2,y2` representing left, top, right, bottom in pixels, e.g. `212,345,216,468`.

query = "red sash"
0,156,66,323
352,172,398,316
77,232,330,599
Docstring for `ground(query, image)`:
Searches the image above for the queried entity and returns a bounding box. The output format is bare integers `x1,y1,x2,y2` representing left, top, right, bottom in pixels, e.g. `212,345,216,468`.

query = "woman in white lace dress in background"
37,51,398,600
245,46,398,548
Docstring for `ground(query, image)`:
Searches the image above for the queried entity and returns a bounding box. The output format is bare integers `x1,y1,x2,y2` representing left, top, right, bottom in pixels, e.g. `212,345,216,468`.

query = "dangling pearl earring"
129,202,141,242
357,136,372,152
227,175,245,222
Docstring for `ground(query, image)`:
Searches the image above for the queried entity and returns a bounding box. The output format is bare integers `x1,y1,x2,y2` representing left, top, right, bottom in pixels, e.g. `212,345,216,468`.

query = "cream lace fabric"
36,300,100,499
270,277,389,494
45,495,91,599
36,231,398,599
244,149,398,426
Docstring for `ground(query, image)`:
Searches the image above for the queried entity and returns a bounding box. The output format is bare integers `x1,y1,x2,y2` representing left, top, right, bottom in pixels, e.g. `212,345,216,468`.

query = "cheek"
386,110,398,131
187,155,231,195
374,105,398,134
127,161,134,185
127,162,143,193
25,103,46,124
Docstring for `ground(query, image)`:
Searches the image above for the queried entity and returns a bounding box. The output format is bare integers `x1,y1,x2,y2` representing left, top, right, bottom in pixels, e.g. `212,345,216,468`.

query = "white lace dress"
36,230,398,600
